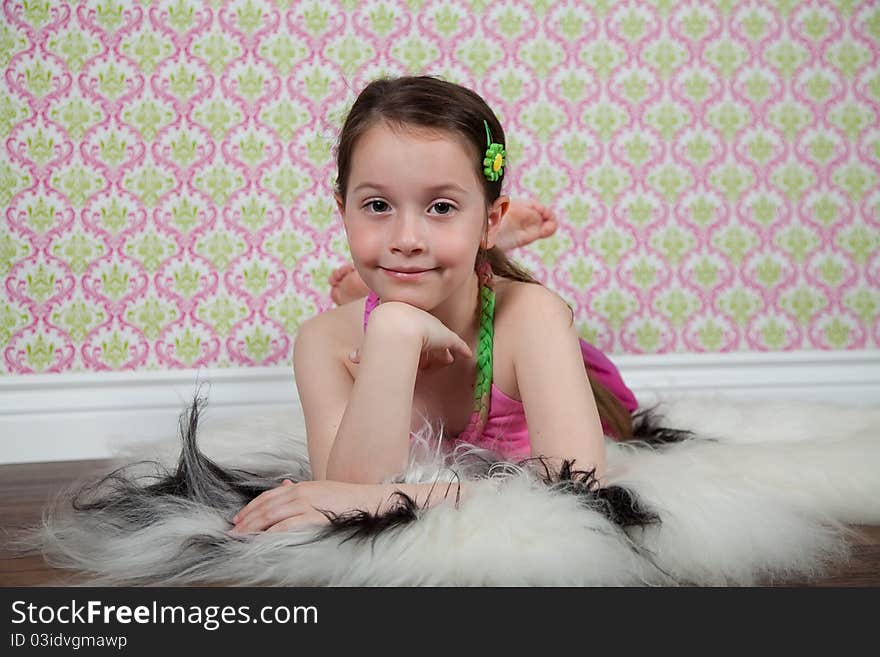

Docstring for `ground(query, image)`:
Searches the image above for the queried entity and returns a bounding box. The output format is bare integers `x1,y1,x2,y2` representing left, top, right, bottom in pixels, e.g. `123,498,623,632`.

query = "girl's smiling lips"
381,267,436,280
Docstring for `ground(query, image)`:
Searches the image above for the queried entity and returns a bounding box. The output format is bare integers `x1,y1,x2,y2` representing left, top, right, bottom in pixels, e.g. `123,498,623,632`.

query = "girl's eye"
431,202,454,215
366,200,389,213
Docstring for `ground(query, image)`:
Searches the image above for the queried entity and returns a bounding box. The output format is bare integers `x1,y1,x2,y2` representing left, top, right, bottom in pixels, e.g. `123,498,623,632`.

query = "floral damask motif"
2,0,878,374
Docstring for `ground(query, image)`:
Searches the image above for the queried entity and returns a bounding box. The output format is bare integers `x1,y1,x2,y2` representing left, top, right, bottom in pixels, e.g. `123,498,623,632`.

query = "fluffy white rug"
29,393,880,586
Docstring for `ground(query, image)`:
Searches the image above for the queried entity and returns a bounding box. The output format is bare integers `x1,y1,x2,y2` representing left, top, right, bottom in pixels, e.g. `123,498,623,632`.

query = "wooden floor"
1,459,878,587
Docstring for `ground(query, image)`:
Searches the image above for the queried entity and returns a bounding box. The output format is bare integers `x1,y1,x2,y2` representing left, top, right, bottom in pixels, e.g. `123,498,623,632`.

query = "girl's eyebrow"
424,183,468,195
351,182,469,195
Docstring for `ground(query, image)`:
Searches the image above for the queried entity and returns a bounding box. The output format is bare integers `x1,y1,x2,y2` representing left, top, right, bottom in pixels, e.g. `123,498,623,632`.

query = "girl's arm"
231,479,468,534
235,307,474,534
513,286,608,483
325,304,423,483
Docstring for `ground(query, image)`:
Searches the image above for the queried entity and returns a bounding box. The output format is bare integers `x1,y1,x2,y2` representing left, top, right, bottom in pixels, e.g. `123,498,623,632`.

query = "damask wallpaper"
2,0,878,375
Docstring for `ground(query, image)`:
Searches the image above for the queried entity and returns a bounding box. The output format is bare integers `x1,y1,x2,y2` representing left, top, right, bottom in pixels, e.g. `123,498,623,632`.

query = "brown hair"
334,76,633,441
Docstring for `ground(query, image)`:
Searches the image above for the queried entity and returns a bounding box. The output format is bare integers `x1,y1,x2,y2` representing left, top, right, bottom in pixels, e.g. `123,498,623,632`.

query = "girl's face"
337,121,506,310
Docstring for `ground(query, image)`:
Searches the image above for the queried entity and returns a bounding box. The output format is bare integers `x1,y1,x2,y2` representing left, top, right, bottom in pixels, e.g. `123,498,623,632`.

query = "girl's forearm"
326,314,422,483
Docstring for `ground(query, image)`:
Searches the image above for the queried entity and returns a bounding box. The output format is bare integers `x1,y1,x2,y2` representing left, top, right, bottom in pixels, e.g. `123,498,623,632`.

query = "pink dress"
363,291,638,460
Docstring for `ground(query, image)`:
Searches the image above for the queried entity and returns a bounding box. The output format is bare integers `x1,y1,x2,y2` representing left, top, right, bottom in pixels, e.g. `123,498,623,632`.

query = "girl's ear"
334,193,345,218
483,195,510,249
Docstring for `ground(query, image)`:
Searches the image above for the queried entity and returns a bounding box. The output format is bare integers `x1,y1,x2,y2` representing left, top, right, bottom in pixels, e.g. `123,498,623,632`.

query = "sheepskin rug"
26,392,880,587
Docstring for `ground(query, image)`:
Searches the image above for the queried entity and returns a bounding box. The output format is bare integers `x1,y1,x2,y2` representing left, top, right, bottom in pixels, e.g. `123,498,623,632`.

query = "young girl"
231,76,639,535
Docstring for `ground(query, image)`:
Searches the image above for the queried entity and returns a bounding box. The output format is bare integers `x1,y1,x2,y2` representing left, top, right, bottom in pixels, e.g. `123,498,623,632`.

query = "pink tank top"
363,291,638,460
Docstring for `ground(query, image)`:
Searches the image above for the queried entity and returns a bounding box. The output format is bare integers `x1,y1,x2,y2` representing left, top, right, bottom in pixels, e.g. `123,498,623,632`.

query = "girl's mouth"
381,268,436,280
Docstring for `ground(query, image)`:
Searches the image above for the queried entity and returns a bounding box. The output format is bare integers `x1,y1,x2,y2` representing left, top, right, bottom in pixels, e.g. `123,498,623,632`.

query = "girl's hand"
352,302,473,374
230,480,390,534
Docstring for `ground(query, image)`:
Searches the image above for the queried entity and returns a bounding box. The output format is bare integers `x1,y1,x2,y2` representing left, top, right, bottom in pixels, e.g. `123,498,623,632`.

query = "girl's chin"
371,269,482,303
371,283,436,306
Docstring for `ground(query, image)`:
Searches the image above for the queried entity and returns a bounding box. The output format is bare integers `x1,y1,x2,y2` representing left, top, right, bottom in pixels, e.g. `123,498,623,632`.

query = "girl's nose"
389,211,426,252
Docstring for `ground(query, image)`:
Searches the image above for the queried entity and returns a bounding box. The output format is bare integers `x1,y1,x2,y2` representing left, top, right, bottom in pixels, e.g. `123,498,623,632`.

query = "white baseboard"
1,350,878,465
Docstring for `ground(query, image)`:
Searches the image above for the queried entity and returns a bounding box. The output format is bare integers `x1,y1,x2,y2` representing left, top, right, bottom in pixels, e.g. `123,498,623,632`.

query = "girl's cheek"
347,229,381,256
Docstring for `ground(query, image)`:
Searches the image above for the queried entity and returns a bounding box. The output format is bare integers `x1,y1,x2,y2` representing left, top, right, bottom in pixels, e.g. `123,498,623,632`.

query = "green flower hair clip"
482,120,505,182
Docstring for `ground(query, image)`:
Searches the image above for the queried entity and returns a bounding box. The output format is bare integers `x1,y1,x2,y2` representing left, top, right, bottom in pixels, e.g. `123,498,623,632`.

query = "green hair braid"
468,281,495,435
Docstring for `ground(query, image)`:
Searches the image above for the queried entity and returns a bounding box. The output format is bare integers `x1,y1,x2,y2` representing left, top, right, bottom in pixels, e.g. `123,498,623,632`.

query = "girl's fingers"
233,492,269,523
266,511,328,533
265,517,303,533
234,500,306,534
233,481,297,523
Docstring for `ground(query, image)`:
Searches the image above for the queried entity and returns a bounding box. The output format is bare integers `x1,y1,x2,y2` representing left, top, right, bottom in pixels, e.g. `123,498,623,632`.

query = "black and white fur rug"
21,391,880,586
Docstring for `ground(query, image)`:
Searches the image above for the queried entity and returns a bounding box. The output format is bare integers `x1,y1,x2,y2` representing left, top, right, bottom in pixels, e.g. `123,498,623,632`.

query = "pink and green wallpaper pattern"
2,0,879,375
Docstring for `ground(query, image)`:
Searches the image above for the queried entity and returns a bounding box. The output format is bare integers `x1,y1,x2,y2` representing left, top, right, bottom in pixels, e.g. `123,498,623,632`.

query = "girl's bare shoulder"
491,277,553,401
300,297,369,378
492,277,553,325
